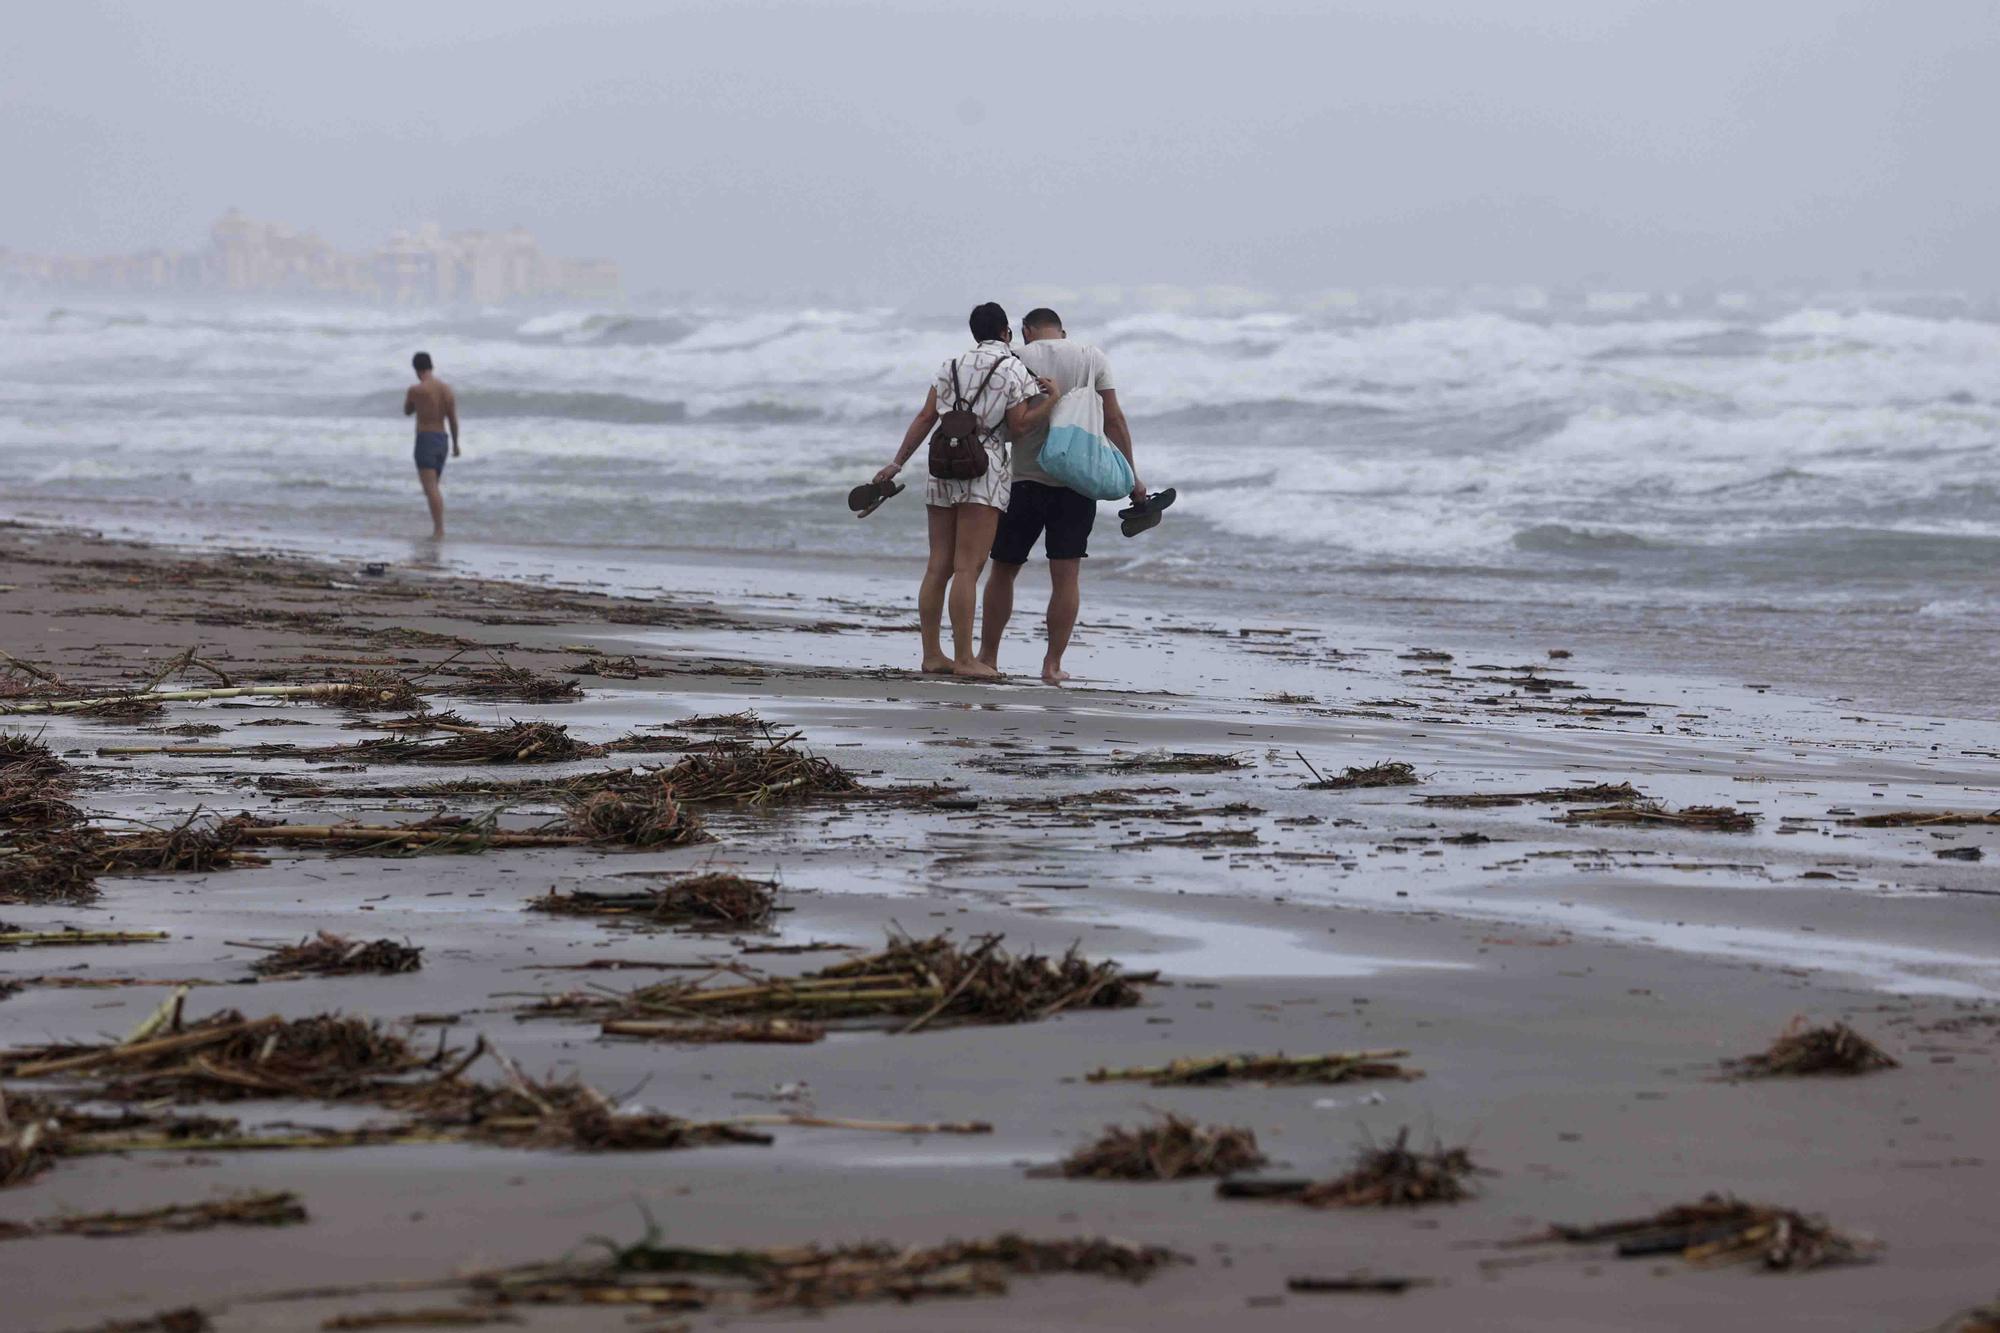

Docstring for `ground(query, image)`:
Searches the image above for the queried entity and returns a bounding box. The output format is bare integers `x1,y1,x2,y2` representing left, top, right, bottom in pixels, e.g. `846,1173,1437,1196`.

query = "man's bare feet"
952,659,1001,680
1042,660,1071,686
921,655,955,674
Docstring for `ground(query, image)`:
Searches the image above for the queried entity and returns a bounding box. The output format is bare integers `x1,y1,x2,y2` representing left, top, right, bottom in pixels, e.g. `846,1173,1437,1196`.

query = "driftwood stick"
2,683,349,715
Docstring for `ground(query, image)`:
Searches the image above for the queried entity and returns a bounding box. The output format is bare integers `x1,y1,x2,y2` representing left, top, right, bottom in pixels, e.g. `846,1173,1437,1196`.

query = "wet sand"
1,519,1996,1332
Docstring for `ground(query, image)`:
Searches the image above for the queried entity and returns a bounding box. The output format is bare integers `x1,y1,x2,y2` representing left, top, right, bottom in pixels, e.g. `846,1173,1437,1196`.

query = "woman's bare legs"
949,503,1001,678
918,505,957,673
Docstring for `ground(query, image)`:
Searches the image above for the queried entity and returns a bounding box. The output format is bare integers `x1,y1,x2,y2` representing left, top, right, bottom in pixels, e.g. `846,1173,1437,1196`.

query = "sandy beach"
1,517,1996,1333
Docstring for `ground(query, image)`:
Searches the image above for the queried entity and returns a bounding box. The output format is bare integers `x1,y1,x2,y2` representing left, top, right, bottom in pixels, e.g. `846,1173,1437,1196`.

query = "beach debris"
1287,1274,1432,1294
1724,1020,1898,1078
0,1190,306,1241
565,653,650,679
1300,756,1419,790
1423,782,1645,809
601,731,694,754
531,871,776,928
601,1017,824,1044
1936,846,1985,861
235,818,589,854
1931,1300,2000,1333
0,683,371,717
319,670,427,713
434,1222,1181,1319
384,720,596,765
53,1306,211,1333
0,732,85,831
1044,1113,1265,1181
1838,810,2000,828
670,709,764,733
2,812,273,905
593,932,1149,1033
663,732,860,804
1109,751,1249,774
0,1000,437,1103
1560,802,1757,831
242,931,424,977
0,928,170,948
1,1089,63,1187
323,1311,521,1329
1523,1193,1878,1271
446,659,583,704
1086,1049,1418,1087
560,773,710,847
1218,1127,1480,1207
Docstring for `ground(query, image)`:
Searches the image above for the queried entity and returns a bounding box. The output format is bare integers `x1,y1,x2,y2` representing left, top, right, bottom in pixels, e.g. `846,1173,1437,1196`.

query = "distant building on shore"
1,209,620,304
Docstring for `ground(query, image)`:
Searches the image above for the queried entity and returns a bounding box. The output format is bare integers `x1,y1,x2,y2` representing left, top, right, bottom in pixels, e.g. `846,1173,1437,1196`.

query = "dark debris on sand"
1423,782,1645,809
561,773,711,847
1047,1113,1266,1181
1086,1048,1418,1087
445,659,584,704
1531,1193,1878,1271
0,1190,305,1242
1304,760,1419,790
663,733,860,804
596,931,1149,1032
248,931,424,977
1561,802,1757,831
531,871,777,929
1724,1020,1898,1078
1219,1127,1480,1207
1108,751,1249,775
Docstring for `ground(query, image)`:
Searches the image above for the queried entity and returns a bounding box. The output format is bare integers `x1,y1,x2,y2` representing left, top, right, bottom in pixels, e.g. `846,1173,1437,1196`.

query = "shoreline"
0,520,1996,1331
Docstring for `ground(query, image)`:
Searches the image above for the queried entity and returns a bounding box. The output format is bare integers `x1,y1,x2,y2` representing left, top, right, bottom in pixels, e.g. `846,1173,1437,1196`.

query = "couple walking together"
869,302,1157,685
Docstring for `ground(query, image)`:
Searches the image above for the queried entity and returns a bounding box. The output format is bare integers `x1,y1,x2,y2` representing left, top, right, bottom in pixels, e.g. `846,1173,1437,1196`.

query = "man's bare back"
404,376,456,433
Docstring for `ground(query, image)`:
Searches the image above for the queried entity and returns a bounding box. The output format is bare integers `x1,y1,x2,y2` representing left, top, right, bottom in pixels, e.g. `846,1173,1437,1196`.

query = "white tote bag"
1038,383,1135,500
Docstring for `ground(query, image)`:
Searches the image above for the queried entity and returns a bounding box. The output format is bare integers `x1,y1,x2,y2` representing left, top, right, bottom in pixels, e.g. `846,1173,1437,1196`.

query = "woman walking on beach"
873,303,1056,678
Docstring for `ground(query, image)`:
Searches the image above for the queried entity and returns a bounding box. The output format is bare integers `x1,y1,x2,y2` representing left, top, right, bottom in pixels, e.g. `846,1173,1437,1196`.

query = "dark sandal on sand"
847,479,906,518
1119,487,1176,537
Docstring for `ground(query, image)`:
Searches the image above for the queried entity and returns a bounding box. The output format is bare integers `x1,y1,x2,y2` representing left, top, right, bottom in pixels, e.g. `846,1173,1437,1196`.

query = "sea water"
1,295,1995,717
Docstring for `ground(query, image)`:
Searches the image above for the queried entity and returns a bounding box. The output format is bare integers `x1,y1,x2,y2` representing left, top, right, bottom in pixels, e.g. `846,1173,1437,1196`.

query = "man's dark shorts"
992,480,1095,564
414,432,450,474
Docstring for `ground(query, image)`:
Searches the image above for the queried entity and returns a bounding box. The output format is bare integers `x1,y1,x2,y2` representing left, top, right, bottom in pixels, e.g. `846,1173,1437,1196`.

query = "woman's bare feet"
921,655,955,674
952,659,1001,680
1041,659,1071,686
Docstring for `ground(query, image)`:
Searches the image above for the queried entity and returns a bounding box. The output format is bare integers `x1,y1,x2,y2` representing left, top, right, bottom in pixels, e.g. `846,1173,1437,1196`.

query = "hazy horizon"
7,1,1999,303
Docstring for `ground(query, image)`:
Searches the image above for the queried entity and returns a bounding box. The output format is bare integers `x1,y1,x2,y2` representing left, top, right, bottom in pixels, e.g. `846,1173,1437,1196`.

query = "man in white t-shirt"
976,307,1146,684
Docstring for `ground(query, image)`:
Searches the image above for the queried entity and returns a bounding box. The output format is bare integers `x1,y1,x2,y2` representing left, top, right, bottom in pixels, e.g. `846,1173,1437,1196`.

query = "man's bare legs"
417,468,445,540
949,504,1000,678
1044,557,1081,684
977,560,1022,670
918,505,957,673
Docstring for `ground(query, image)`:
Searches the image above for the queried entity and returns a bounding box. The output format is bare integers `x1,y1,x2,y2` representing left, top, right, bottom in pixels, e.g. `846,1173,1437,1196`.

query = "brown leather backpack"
927,353,1009,481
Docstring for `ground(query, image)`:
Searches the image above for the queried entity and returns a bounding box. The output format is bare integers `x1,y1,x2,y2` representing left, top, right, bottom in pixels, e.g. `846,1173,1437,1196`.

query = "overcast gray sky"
5,0,1996,300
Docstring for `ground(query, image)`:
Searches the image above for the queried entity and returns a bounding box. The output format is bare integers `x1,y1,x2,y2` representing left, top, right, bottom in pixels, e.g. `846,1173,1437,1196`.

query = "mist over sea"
3,295,1996,718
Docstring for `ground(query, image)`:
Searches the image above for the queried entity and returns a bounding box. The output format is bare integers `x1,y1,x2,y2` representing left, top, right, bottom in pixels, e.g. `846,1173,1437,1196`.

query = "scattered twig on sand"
1108,751,1248,774
1218,1127,1480,1207
1422,782,1645,809
317,671,427,713
1723,1020,1898,1078
1287,1274,1432,1294
593,932,1150,1033
3,812,272,905
242,931,424,977
0,732,84,830
1560,802,1757,831
446,659,583,704
235,820,589,854
0,683,363,717
1043,1114,1265,1181
0,1190,305,1242
531,872,776,928
1086,1049,1418,1087
600,1017,824,1044
1838,809,2000,828
321,1312,520,1330
52,1306,212,1332
1,1089,64,1187
1517,1193,1878,1271
669,709,764,733
0,929,170,948
1926,1300,2000,1333
1305,760,1419,790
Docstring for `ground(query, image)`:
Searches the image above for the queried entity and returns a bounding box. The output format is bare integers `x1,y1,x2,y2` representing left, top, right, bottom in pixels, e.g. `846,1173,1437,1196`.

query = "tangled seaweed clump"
249,931,423,977
1725,1020,1898,1078
1219,1127,1480,1208
664,733,860,804
1048,1114,1266,1181
562,774,710,847
1536,1193,1878,1271
1305,760,1419,790
605,933,1150,1032
531,871,776,928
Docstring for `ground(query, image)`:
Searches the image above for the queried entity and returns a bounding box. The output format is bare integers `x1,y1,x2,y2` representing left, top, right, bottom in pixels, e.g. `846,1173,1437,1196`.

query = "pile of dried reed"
1303,759,1418,790
562,773,709,847
1534,1193,1877,1270
1838,810,2000,828
1220,1128,1479,1207
531,871,776,928
246,931,424,977
0,1191,305,1241
1423,782,1645,809
1086,1049,1417,1087
664,733,859,804
1724,1020,1898,1077
604,933,1148,1033
1109,751,1248,774
448,660,583,704
318,670,426,713
1046,1114,1265,1181
0,733,83,831
0,1089,63,1188
1562,802,1757,831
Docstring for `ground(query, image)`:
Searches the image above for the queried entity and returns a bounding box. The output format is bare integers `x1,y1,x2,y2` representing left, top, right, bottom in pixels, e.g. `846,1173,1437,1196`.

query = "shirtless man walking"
402,351,459,539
